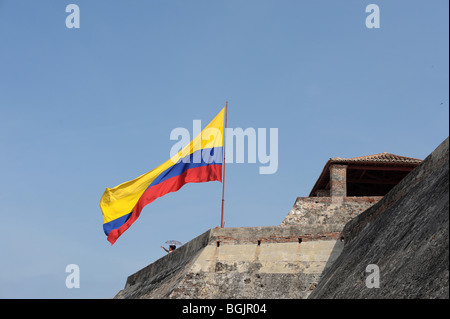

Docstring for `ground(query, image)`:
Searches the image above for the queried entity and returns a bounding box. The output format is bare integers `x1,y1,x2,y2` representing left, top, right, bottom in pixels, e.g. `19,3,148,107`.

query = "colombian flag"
100,108,225,244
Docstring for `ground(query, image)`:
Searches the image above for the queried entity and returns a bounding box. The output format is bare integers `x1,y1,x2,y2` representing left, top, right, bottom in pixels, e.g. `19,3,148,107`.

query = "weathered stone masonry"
115,226,345,299
282,196,382,227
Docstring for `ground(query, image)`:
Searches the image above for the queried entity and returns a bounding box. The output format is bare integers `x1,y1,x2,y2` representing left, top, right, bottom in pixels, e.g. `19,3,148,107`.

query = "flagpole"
221,101,228,228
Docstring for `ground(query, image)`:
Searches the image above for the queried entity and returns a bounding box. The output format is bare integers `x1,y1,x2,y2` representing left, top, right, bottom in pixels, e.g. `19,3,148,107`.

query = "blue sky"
0,0,448,298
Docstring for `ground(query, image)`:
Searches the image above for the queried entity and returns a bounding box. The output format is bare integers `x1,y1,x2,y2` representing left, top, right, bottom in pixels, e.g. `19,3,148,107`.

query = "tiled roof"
330,152,423,164
308,152,423,197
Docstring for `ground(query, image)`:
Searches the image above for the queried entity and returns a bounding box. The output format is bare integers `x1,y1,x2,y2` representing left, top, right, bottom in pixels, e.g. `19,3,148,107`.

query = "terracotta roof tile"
330,152,422,164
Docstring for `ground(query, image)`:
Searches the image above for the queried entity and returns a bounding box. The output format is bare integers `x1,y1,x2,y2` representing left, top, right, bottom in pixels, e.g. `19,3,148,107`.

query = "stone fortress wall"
114,138,448,299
